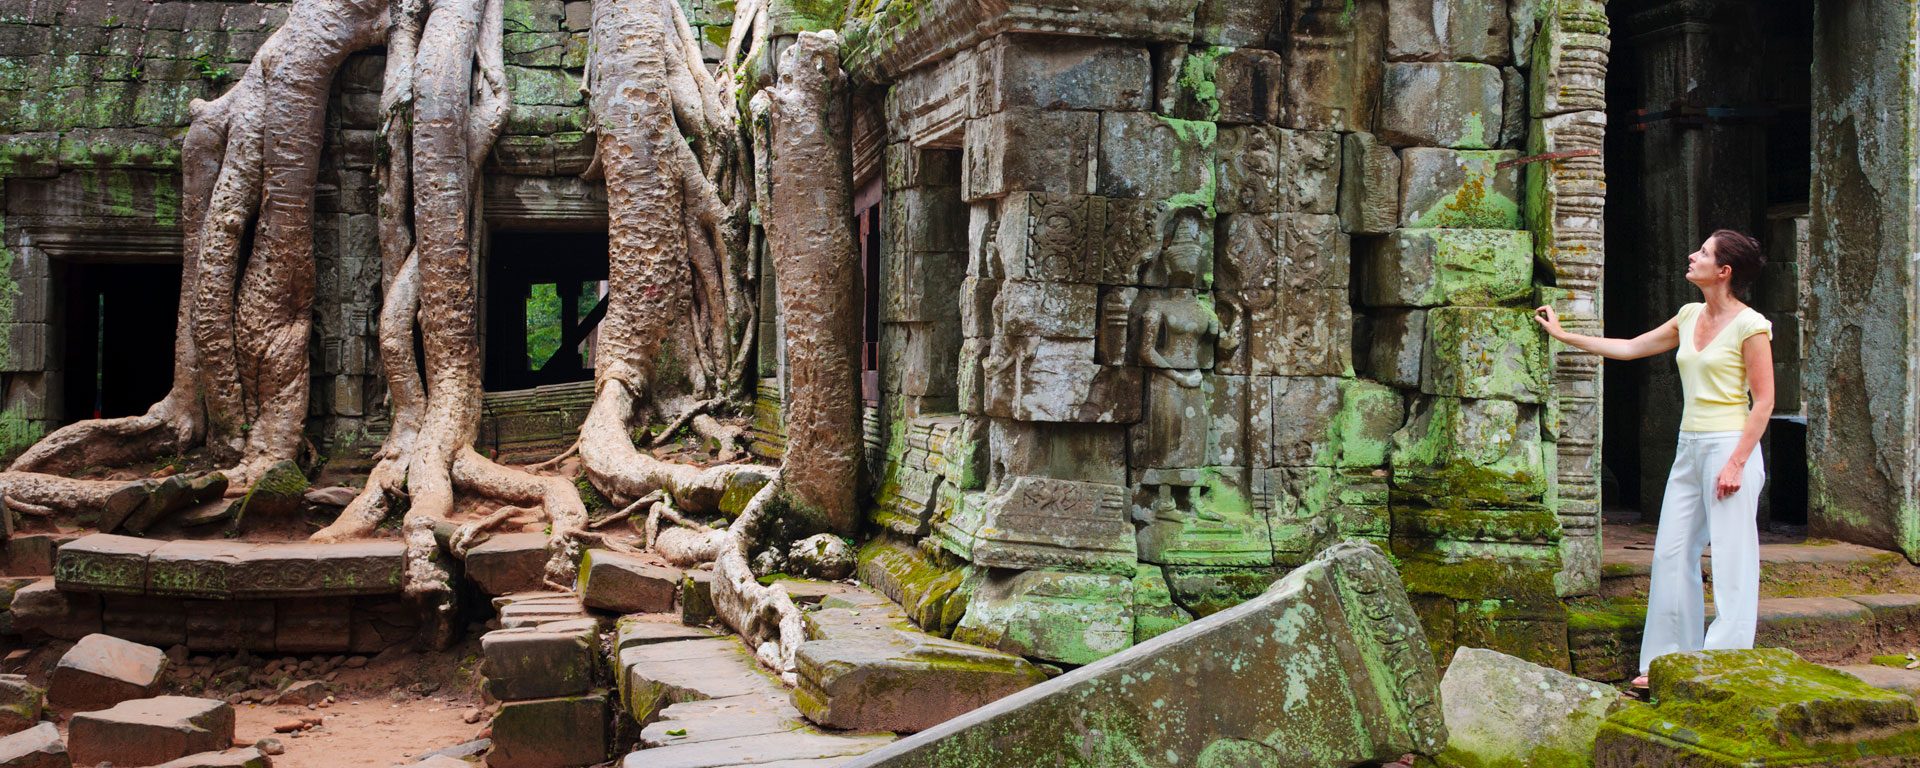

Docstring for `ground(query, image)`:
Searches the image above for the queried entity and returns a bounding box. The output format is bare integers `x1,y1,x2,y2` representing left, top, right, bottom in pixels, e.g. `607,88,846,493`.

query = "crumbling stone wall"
845,0,1609,671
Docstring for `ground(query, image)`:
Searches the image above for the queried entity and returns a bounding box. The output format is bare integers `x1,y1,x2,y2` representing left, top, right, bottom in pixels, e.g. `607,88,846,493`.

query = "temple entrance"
1602,0,1814,528
60,261,180,422
482,231,609,392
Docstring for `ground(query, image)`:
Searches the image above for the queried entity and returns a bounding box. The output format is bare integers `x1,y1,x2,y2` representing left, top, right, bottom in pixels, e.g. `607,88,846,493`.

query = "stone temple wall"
0,0,732,457
846,0,1609,670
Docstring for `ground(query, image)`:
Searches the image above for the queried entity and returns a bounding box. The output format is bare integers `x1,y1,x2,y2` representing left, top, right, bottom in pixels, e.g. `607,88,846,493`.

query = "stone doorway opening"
59,261,181,423
481,231,609,392
1602,0,1814,529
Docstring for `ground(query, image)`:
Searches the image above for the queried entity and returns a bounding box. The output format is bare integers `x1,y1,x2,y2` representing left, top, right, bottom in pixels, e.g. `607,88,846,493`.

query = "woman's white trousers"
1638,430,1766,674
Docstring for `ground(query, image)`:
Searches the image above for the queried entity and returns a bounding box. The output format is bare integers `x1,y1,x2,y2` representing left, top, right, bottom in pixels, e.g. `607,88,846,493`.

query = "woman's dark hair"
1709,229,1764,299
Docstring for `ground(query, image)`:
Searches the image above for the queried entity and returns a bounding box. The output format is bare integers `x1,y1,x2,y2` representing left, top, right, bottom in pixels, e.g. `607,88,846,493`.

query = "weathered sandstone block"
848,541,1444,767
68,696,233,768
49,633,167,711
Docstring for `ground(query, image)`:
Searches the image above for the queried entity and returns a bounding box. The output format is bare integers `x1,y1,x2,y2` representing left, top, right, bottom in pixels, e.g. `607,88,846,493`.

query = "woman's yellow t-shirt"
1674,302,1773,432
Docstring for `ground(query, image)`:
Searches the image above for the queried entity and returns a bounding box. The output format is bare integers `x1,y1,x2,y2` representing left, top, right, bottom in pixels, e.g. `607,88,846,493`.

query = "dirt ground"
230,692,489,768
12,632,497,767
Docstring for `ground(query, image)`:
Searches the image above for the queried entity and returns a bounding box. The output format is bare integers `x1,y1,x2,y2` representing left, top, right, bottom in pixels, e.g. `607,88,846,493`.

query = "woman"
1534,229,1774,688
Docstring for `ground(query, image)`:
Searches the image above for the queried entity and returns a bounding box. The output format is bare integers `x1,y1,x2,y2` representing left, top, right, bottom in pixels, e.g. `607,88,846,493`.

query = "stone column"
1805,0,1920,558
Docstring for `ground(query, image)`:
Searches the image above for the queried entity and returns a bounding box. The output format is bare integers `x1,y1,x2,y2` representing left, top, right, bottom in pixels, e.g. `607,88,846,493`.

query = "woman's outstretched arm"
1533,305,1681,361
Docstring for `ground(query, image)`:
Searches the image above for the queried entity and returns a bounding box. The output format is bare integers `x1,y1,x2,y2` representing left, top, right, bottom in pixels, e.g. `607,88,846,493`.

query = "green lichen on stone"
1410,151,1520,229
0,407,43,459
840,0,921,75
1155,116,1218,216
1129,563,1192,643
1394,550,1561,603
1391,396,1547,506
574,474,613,517
1603,649,1920,763
1332,378,1403,469
1175,46,1229,121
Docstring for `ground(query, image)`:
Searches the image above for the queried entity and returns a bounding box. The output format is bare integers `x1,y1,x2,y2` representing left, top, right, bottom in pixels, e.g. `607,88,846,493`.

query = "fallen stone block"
679,571,715,627
68,696,234,767
0,722,66,768
1598,648,1920,766
847,540,1445,767
486,692,607,768
48,633,168,711
1436,647,1615,767
466,534,552,596
482,618,600,701
0,676,43,737
8,580,100,641
153,747,270,768
575,550,678,615
795,593,1046,733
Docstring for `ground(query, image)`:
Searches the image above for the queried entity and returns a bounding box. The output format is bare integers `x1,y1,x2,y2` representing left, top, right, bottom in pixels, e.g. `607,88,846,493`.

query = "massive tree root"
4,0,386,505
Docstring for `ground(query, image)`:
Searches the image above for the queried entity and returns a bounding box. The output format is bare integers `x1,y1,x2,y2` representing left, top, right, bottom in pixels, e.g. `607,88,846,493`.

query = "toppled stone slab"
576,550,679,615
1437,647,1616,767
49,633,168,711
483,618,600,701
847,541,1444,767
468,534,553,597
0,722,66,768
0,676,44,737
68,696,234,767
486,692,607,768
9,580,100,641
795,591,1045,733
1598,648,1920,766
154,747,270,768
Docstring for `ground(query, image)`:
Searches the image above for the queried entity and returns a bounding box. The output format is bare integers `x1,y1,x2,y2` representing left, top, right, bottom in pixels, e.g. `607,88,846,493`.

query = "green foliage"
190,54,231,83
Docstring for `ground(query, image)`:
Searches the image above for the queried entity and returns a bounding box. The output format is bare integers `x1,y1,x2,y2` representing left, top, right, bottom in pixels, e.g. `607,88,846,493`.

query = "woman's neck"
1699,283,1742,314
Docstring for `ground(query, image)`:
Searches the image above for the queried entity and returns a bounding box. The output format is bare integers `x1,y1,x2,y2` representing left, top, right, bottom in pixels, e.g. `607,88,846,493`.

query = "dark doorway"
61,262,181,422
1604,0,1813,525
483,232,609,391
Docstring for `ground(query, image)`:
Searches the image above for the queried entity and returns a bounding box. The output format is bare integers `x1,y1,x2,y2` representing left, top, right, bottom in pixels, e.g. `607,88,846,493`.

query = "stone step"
1569,592,1920,681
1598,524,1920,602
10,576,420,653
55,534,405,599
614,615,893,768
491,591,594,629
793,588,1045,733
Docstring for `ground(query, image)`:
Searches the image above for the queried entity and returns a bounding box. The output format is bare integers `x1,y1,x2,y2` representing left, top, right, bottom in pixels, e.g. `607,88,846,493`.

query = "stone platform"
6,534,417,653
1569,522,1920,683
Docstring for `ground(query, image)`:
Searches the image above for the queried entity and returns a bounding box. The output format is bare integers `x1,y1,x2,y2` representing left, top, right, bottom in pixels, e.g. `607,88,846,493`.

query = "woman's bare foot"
1631,675,1650,688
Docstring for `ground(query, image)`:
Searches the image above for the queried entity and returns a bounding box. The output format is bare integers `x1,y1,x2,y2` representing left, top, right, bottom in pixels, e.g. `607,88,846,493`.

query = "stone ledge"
55,535,404,599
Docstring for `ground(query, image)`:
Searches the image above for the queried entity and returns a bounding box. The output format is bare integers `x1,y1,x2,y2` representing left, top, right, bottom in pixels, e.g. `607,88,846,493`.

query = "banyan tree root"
654,477,803,676
5,0,386,503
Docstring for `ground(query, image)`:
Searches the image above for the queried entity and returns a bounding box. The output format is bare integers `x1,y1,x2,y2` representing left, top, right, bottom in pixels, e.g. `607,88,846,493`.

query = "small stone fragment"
0,676,44,737
786,535,854,581
277,680,328,706
0,722,66,768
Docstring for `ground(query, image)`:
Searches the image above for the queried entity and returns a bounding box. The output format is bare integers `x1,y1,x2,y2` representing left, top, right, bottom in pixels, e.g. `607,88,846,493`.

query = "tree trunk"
764,30,861,535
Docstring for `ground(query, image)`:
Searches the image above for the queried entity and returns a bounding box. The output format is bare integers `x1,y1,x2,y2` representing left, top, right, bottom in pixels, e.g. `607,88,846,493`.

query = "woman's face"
1685,237,1730,287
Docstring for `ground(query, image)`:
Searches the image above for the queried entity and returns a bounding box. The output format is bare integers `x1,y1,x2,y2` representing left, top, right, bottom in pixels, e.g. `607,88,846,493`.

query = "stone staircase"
1569,523,1920,683
463,547,1050,768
